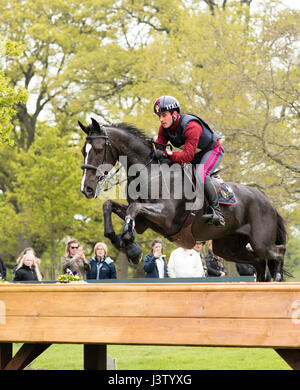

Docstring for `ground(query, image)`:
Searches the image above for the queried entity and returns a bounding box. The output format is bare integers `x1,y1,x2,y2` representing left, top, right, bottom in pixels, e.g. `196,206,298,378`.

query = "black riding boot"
202,175,225,227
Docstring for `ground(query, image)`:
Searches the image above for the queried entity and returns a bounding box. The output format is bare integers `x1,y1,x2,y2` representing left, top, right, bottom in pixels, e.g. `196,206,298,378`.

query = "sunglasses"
71,246,79,249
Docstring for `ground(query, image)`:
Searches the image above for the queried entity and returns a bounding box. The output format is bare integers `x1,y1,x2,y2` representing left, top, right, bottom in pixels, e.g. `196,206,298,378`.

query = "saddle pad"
218,183,237,205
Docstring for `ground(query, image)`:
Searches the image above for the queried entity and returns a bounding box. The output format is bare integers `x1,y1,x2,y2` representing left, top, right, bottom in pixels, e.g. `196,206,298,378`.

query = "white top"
156,256,165,278
168,248,205,278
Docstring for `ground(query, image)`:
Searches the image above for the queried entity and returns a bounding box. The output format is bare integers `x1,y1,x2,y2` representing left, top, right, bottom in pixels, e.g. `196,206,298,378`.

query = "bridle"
80,127,169,195
80,126,117,172
81,127,128,195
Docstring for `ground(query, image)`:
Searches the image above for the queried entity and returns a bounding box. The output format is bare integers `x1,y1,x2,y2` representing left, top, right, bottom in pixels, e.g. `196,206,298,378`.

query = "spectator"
13,253,43,281
168,246,205,278
0,255,6,280
61,238,90,279
87,242,117,280
205,241,226,277
192,241,207,276
143,238,168,278
13,247,41,279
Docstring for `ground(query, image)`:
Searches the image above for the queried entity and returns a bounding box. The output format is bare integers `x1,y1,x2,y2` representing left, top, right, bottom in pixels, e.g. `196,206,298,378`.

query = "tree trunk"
50,228,56,280
116,252,128,279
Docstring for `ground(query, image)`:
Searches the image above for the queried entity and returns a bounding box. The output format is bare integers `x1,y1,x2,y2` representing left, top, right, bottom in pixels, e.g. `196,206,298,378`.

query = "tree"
0,38,27,145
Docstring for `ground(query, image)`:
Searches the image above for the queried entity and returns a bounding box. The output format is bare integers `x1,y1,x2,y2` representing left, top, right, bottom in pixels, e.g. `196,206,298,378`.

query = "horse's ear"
78,120,89,135
91,117,101,133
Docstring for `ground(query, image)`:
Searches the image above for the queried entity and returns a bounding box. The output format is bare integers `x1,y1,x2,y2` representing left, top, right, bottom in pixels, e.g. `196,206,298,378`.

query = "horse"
79,118,286,282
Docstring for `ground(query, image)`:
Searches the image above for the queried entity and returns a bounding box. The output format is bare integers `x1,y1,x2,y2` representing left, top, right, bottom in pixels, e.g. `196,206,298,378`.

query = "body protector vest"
163,114,221,153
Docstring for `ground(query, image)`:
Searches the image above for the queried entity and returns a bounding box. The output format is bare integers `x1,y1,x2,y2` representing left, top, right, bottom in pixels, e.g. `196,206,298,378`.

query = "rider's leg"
202,175,225,226
196,144,225,227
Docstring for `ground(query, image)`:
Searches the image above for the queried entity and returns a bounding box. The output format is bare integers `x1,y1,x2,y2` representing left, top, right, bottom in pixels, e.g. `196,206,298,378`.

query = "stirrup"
202,206,225,227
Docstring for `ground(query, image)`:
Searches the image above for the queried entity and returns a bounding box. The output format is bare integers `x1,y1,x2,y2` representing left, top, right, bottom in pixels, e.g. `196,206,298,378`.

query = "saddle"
183,165,237,205
211,175,237,205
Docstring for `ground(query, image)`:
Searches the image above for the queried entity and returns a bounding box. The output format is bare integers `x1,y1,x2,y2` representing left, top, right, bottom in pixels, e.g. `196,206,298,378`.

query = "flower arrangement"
57,269,83,283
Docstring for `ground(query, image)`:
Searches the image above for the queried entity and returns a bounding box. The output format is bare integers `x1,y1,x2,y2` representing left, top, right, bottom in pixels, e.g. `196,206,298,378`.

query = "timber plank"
0,316,299,347
1,290,300,319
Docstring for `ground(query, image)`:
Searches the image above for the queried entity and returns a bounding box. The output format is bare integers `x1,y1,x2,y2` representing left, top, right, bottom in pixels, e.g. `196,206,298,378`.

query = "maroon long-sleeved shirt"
156,116,203,163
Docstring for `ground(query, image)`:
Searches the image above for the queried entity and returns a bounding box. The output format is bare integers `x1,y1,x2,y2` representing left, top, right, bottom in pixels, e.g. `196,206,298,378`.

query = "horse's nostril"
87,187,94,194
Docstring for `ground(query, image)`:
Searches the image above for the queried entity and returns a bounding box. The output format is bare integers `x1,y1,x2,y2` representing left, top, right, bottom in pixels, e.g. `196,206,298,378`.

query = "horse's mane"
110,122,152,145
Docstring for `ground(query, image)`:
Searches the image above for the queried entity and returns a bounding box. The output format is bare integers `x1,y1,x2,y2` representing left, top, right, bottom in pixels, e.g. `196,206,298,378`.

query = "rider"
153,95,225,227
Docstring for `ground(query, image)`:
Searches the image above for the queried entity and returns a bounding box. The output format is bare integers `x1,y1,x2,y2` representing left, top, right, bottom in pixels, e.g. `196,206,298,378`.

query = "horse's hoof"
125,242,143,264
274,273,282,282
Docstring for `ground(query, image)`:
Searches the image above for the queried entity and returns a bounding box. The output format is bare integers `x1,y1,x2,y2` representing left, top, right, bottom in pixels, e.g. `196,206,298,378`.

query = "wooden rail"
0,282,300,369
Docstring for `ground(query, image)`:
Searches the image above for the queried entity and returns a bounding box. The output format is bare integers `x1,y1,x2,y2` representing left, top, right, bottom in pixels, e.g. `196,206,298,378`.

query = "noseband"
80,127,117,172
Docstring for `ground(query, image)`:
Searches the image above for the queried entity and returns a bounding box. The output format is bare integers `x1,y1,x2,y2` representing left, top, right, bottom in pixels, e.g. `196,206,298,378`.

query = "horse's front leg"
121,202,167,244
102,199,127,245
102,200,144,264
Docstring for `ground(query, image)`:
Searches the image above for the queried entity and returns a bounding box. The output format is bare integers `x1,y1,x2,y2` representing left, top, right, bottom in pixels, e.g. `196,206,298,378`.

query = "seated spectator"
205,241,226,277
143,238,168,278
87,242,117,280
168,246,206,278
0,255,6,280
13,253,43,281
61,238,90,279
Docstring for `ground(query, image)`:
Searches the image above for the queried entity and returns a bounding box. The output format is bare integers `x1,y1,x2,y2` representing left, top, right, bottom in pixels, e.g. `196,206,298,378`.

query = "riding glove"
153,149,166,161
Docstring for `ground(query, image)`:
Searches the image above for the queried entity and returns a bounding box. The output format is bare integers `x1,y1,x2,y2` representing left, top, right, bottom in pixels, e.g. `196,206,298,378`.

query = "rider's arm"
167,121,202,163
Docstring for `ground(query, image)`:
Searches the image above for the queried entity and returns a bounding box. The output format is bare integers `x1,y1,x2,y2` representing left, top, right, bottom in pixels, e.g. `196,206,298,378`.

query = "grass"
14,344,291,370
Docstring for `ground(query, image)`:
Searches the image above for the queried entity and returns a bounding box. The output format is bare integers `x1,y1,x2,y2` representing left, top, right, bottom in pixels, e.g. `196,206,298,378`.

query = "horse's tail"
275,211,287,245
274,211,293,280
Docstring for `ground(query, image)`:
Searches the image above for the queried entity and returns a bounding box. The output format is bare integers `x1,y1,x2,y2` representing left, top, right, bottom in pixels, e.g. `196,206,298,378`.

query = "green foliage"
285,232,300,280
0,38,27,145
57,273,83,283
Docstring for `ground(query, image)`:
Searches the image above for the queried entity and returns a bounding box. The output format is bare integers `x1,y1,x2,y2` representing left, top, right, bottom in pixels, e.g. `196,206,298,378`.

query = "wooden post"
84,344,107,370
3,343,51,370
274,349,300,370
0,343,12,369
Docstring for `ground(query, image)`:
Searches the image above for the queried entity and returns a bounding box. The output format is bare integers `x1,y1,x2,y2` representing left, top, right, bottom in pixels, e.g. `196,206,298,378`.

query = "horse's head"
79,118,117,199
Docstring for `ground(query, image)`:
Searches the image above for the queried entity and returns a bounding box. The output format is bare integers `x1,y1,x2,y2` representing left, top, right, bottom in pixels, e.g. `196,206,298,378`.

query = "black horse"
79,118,286,282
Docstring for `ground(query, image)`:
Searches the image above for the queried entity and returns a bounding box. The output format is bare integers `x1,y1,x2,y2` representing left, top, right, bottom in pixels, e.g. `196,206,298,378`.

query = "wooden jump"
0,282,300,370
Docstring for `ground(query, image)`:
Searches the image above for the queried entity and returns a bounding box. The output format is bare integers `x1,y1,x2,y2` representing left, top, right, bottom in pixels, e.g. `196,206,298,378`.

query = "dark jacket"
163,114,221,152
13,265,38,281
236,263,256,276
86,256,117,280
0,256,6,279
205,250,226,277
143,252,168,278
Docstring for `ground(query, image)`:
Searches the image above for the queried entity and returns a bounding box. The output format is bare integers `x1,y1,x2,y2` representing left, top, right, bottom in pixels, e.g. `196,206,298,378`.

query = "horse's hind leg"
248,232,284,282
212,235,269,282
267,245,286,282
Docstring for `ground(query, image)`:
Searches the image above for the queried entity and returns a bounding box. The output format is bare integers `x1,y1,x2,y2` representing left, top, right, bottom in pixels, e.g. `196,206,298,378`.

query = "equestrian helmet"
153,96,180,115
